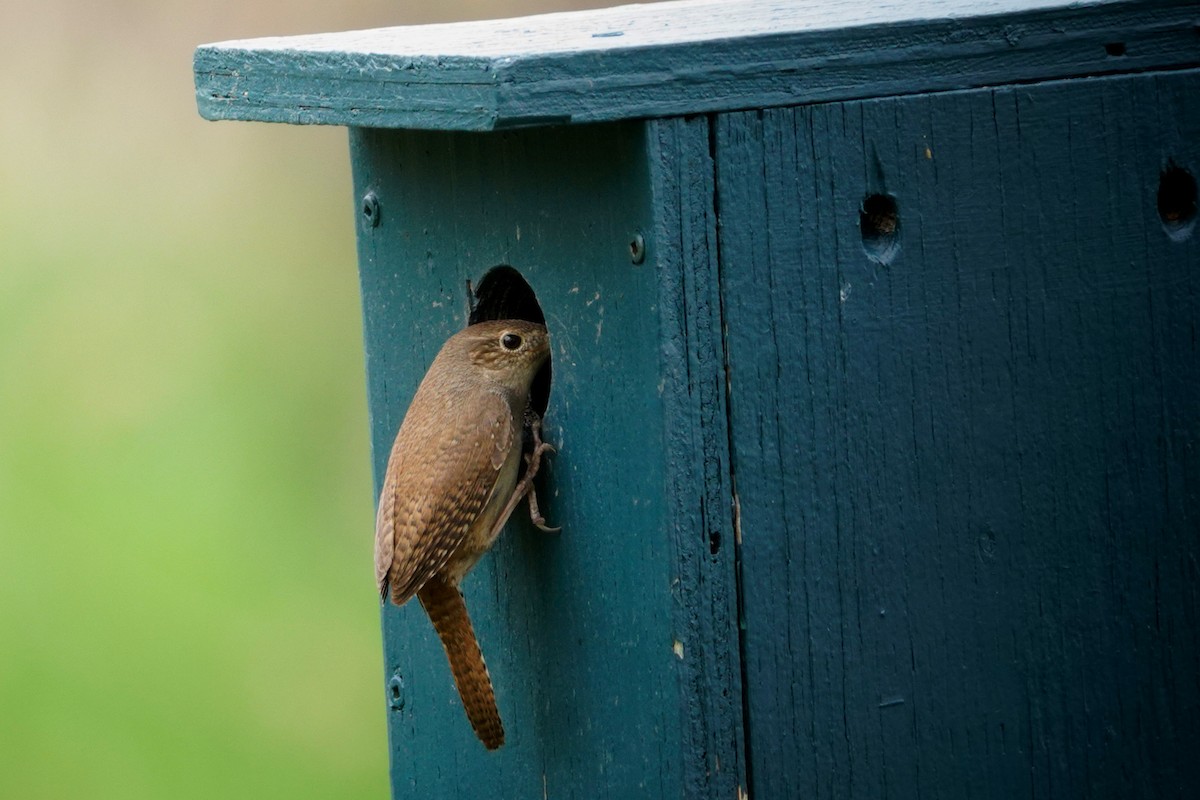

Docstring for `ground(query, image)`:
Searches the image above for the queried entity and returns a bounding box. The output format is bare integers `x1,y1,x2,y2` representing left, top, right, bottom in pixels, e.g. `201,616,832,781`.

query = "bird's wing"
375,390,516,604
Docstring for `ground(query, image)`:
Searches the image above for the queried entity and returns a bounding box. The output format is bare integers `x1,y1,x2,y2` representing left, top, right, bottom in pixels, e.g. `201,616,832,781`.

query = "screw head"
362,191,381,229
629,232,646,264
387,672,405,710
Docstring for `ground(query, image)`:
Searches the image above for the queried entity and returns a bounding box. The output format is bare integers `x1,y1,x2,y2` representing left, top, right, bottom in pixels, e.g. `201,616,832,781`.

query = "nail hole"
1104,42,1126,57
860,193,901,265
1158,163,1197,242
708,530,721,556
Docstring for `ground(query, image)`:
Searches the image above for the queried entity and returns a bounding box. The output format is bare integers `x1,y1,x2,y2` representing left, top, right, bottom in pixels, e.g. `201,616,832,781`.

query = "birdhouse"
194,1,1200,796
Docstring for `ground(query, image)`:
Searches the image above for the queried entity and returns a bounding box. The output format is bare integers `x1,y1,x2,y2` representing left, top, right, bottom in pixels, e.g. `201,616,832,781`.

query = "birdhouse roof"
194,0,1198,131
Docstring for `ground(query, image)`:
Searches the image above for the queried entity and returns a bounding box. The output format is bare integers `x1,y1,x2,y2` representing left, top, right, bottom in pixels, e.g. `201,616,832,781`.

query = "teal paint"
351,122,743,796
713,70,1200,799
194,0,1200,796
193,0,1200,132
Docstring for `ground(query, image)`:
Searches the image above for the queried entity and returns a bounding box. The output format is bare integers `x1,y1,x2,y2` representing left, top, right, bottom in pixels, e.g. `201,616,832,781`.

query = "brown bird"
375,319,554,750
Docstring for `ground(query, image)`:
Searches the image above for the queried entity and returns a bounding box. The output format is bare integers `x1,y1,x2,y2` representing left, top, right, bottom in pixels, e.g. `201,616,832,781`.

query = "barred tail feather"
417,576,505,749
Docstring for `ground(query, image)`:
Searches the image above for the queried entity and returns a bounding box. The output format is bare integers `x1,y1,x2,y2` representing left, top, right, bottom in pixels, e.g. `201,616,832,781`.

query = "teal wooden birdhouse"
194,1,1200,796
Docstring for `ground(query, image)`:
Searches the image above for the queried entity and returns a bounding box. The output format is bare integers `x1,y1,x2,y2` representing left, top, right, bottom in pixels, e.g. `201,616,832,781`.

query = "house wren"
375,319,555,750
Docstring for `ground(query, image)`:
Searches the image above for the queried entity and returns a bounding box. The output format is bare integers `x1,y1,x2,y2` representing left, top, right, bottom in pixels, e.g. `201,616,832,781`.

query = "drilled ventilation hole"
1158,164,1197,242
860,193,901,265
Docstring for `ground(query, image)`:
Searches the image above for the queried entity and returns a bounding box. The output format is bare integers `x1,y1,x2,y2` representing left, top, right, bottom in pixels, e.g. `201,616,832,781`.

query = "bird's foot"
519,415,560,533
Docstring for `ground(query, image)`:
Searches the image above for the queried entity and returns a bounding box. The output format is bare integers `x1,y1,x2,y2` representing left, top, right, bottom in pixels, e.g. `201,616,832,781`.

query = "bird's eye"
500,333,523,351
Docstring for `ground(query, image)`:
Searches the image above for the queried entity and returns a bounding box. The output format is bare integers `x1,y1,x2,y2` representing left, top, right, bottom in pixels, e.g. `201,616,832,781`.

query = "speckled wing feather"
375,388,515,604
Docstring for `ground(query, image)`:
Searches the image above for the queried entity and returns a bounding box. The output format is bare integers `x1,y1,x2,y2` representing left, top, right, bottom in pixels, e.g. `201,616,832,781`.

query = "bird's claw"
525,476,561,533
522,416,560,534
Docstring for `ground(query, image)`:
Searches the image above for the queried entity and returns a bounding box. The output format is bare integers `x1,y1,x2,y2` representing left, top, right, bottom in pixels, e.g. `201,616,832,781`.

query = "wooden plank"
715,68,1200,798
355,119,742,797
355,122,674,796
194,0,1200,131
647,115,746,799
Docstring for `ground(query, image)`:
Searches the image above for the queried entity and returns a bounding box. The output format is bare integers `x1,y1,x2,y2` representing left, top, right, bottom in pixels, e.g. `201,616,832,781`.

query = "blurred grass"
0,0,621,797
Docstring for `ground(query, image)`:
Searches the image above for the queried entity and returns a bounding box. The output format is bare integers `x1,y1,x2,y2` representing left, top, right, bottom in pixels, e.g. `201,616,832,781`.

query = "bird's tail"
417,576,505,749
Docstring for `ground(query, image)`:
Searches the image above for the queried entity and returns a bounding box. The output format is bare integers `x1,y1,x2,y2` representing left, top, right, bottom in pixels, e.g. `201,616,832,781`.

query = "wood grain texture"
714,69,1199,799
647,115,745,799
193,0,1200,131
357,122,669,796
355,120,740,796
193,1,1200,792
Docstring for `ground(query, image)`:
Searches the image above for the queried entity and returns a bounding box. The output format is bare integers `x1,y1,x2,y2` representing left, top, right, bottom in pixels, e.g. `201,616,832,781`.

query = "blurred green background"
0,1,616,797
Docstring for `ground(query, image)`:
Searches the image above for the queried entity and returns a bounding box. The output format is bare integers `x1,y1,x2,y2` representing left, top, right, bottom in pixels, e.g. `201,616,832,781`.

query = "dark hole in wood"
860,193,901,265
709,530,721,556
1158,163,1197,242
1104,41,1126,57
470,266,553,492
469,265,550,418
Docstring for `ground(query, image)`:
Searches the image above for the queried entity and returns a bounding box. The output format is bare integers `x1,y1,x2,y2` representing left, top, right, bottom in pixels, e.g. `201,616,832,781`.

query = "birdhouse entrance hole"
469,265,551,419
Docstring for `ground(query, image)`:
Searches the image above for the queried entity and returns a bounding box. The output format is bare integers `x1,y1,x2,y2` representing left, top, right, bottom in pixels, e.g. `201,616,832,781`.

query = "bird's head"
454,319,550,394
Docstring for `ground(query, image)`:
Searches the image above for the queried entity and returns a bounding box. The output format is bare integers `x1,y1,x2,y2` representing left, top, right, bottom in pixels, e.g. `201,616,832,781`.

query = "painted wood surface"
194,0,1200,130
190,1,1200,795
647,116,744,799
354,121,742,797
714,69,1199,798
